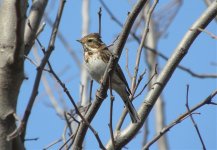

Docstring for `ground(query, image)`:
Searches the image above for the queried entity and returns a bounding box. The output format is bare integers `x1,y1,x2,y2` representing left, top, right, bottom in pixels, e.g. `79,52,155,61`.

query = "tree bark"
0,1,26,149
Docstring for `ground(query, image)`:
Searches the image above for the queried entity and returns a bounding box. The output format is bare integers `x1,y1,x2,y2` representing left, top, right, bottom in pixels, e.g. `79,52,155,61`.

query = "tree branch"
7,0,66,141
24,0,48,55
72,0,149,149
143,89,217,149
185,85,206,150
106,1,217,149
0,0,26,149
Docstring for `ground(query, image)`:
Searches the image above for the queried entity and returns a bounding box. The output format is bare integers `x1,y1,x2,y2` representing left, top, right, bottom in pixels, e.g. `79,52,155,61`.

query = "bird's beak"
76,39,82,43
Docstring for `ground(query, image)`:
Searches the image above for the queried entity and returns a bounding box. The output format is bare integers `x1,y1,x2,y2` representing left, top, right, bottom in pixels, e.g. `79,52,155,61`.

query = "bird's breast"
84,53,107,82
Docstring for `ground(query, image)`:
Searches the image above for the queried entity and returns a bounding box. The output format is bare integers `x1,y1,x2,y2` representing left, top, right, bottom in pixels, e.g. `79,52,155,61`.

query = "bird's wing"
115,64,132,95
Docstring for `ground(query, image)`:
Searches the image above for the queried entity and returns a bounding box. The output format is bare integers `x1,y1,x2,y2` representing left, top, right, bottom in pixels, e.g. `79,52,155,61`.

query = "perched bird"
77,33,140,123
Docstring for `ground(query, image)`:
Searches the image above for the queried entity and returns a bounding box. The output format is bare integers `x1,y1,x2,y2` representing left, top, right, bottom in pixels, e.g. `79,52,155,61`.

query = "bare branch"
99,0,123,28
43,49,106,150
24,0,48,55
145,45,217,79
44,14,81,68
8,0,66,141
144,1,168,149
43,138,62,150
203,0,217,22
125,48,133,79
185,85,206,150
108,76,116,150
99,0,141,43
80,0,90,112
115,0,159,132
72,0,149,149
143,89,217,149
98,7,102,36
134,66,157,99
89,80,93,103
101,0,216,79
106,2,217,149
196,27,217,40
24,137,39,141
115,65,156,131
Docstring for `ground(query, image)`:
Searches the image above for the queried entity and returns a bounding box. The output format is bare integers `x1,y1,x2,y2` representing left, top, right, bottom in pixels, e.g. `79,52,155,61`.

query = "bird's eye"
87,39,93,43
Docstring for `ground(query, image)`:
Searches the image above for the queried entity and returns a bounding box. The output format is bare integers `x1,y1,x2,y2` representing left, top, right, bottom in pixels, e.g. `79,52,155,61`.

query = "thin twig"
80,84,84,102
34,16,105,150
59,113,81,150
24,137,39,141
134,65,157,99
143,89,217,149
143,113,199,150
108,2,217,149
131,0,158,94
59,131,77,150
115,0,158,132
108,75,116,149
98,7,102,36
27,20,46,53
7,0,66,141
24,0,48,55
197,27,217,40
99,0,141,43
62,125,69,150
46,58,106,150
44,14,81,68
43,138,62,150
24,55,50,72
125,48,133,79
101,0,217,79
64,112,73,135
59,135,74,150
89,80,93,103
73,0,149,148
115,65,156,131
66,112,80,124
36,22,46,37
145,45,217,78
185,85,206,150
99,0,122,28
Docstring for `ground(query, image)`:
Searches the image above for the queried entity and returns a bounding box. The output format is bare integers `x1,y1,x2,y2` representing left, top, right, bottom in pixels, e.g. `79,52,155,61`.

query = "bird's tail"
119,92,140,123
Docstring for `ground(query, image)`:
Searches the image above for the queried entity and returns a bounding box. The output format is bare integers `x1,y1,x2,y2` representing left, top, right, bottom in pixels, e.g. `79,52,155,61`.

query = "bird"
77,33,140,123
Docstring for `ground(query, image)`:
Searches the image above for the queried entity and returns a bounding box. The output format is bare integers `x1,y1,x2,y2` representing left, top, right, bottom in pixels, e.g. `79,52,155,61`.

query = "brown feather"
115,64,132,95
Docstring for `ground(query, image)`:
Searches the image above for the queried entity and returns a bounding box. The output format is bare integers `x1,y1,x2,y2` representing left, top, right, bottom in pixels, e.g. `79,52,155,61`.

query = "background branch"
72,0,149,149
24,0,48,55
143,89,217,149
106,2,217,149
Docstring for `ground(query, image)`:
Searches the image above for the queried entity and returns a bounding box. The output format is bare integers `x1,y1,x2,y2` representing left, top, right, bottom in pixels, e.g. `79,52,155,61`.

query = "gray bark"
24,0,48,55
0,1,26,149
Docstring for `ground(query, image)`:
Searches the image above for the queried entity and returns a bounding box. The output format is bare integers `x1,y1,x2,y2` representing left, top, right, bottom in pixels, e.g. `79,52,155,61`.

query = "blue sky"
17,0,217,149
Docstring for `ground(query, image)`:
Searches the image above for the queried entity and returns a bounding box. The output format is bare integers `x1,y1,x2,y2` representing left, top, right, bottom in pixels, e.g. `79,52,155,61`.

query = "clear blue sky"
17,0,217,149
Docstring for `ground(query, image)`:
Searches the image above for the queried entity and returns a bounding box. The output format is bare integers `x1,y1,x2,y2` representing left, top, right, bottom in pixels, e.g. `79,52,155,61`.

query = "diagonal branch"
72,0,149,149
24,0,48,55
101,0,216,79
144,45,217,79
143,89,217,149
185,85,206,150
106,1,217,149
7,0,66,141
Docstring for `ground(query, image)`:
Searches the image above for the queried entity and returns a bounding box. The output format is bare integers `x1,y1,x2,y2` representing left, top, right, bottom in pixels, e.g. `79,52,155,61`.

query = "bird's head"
77,33,104,52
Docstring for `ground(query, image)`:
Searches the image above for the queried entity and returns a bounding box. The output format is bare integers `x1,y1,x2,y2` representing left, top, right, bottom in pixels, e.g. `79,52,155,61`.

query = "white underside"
85,53,127,98
85,53,107,82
